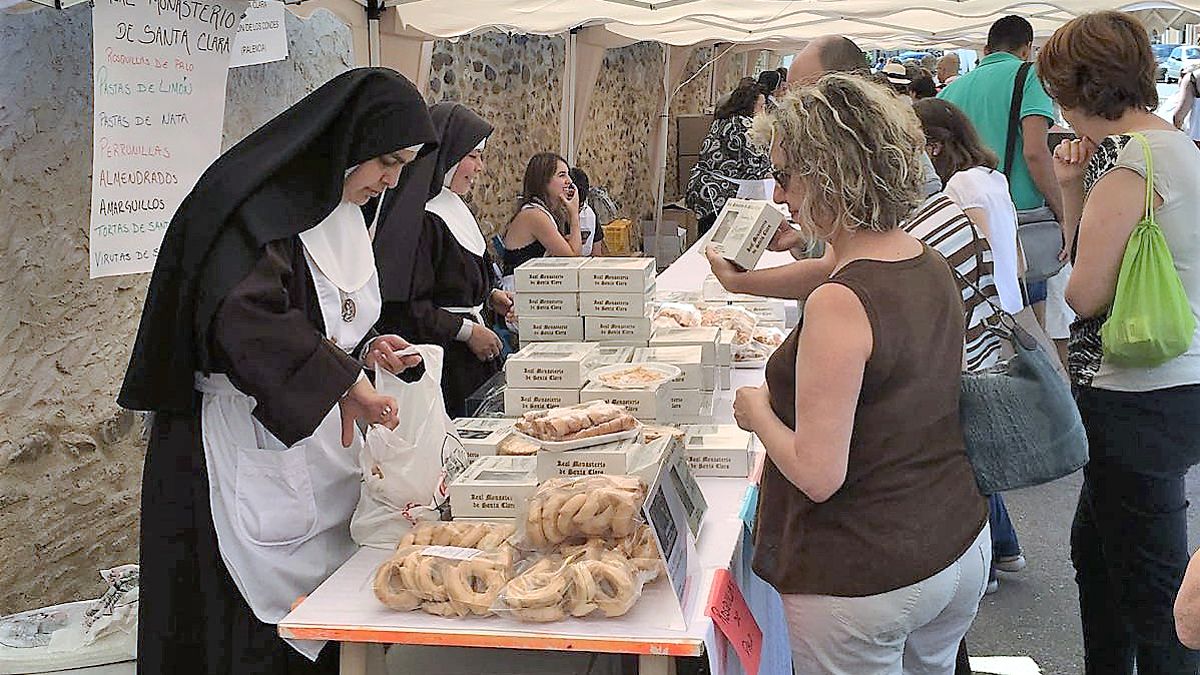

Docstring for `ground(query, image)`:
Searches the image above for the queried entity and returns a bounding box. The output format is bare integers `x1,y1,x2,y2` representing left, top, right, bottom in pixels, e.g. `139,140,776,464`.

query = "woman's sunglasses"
771,167,791,191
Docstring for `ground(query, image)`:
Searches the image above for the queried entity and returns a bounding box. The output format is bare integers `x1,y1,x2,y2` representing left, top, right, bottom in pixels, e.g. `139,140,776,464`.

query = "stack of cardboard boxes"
514,257,658,346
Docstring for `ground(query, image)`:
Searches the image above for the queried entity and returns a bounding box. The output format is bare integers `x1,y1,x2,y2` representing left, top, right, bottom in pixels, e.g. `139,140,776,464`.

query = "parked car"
1154,43,1182,81
1165,45,1200,83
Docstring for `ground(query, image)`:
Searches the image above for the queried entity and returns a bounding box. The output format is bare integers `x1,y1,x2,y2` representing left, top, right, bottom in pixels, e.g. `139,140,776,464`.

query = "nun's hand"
367,335,422,374
490,289,516,321
467,324,503,362
339,379,398,447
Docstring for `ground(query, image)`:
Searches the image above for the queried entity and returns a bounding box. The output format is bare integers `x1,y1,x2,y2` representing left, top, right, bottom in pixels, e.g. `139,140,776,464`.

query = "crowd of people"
111,9,1200,675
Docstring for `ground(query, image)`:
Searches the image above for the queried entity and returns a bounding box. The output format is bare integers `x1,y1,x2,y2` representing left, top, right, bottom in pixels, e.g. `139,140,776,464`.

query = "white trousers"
782,523,991,675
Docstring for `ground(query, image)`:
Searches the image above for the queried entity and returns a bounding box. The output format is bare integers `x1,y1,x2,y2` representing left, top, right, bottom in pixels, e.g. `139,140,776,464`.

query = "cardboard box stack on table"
579,257,657,347
632,345,714,424
503,342,599,415
514,258,589,342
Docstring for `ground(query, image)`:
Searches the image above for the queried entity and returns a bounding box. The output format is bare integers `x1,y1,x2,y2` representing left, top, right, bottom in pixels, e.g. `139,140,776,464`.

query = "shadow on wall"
0,5,352,615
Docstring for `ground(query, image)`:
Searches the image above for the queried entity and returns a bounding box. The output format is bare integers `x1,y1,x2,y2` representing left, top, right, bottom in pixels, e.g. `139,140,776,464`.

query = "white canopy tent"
11,0,1200,232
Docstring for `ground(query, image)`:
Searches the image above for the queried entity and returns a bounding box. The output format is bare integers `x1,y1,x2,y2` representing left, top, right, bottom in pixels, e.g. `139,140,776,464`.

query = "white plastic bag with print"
350,344,470,549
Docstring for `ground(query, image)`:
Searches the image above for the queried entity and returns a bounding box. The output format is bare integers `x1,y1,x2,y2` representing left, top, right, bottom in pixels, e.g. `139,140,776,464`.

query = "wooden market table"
279,238,797,675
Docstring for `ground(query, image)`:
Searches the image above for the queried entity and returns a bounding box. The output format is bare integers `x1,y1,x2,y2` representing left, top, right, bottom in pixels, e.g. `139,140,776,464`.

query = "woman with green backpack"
1039,12,1200,674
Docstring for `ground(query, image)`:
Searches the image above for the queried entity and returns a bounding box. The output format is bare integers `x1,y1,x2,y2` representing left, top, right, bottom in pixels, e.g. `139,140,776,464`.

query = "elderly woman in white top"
1040,12,1200,674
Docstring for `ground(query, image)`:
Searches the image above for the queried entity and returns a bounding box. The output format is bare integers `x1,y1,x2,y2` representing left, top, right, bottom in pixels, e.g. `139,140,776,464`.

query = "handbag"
1003,62,1066,285
1100,132,1197,367
952,260,1088,495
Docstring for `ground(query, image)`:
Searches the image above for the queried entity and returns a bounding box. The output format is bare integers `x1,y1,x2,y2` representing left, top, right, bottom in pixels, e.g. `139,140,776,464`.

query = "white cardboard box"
536,436,672,483
504,387,582,416
681,424,753,477
579,379,671,421
650,326,719,364
452,418,515,463
632,346,712,391
579,257,656,293
665,388,716,423
449,455,538,519
709,198,785,271
515,292,579,317
514,257,587,292
672,397,715,425
505,342,598,389
585,316,654,342
579,287,655,318
523,316,584,342
717,329,734,367
584,346,636,375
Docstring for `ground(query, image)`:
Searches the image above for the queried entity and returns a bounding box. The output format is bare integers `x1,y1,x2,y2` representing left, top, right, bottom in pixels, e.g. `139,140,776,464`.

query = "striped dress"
902,193,1005,372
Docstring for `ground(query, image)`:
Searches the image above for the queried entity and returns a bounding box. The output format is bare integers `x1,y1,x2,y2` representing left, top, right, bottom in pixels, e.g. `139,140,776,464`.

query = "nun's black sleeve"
212,239,362,446
377,214,466,345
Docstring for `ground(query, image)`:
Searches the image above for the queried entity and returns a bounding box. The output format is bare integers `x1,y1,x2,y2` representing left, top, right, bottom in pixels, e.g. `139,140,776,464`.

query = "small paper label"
421,546,483,561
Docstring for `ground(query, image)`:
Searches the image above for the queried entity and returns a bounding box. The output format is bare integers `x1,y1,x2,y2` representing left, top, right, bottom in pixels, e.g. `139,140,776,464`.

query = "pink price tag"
704,568,762,675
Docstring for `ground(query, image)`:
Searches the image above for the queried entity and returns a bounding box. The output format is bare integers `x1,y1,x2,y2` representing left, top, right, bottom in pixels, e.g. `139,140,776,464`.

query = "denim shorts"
1022,280,1047,306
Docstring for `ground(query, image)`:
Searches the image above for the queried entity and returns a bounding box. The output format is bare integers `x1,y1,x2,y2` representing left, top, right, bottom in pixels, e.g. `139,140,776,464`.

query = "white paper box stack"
513,258,587,321
535,435,673,484
504,342,598,415
708,198,785,271
579,257,657,345
579,377,672,421
449,455,538,519
649,326,720,364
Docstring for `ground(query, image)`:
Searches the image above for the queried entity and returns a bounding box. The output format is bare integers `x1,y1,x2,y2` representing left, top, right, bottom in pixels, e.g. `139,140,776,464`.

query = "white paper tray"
513,424,643,452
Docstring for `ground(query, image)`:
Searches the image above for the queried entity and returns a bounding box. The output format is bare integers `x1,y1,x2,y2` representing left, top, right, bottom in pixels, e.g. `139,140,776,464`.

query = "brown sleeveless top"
753,247,987,597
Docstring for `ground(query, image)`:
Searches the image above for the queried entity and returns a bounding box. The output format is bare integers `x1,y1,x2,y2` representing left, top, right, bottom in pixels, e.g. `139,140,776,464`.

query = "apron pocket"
235,445,320,547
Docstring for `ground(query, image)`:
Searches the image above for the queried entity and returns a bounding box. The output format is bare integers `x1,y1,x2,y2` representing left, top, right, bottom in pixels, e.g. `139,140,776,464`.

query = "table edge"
278,624,706,657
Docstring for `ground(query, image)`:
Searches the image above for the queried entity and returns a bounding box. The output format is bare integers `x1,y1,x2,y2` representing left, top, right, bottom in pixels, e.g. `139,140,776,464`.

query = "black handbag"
952,252,1088,494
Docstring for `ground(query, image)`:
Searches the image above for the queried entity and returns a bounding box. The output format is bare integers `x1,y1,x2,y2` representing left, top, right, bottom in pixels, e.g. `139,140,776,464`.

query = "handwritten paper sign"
706,568,763,675
90,0,248,278
230,0,287,68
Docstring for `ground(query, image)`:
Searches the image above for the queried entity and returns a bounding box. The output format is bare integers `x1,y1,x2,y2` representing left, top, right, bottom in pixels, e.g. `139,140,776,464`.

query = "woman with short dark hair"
1040,11,1200,673
685,82,771,234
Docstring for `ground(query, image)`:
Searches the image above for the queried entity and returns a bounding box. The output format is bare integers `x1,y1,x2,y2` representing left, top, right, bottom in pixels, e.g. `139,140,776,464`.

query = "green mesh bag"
1100,132,1196,367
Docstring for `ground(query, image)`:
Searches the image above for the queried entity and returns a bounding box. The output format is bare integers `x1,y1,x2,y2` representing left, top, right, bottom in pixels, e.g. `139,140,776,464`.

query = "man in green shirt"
939,16,1063,221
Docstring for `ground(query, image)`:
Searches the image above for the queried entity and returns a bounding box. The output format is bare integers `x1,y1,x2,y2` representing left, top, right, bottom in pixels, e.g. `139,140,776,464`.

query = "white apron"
197,253,380,660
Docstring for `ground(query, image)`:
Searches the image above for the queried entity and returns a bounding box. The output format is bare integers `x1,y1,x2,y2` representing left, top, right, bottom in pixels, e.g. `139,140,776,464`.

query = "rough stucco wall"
716,52,749,98
575,41,664,226
0,6,351,615
425,33,563,237
666,46,715,200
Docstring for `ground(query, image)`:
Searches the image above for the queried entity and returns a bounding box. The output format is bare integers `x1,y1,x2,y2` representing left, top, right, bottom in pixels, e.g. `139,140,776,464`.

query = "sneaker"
995,554,1027,573
985,579,999,595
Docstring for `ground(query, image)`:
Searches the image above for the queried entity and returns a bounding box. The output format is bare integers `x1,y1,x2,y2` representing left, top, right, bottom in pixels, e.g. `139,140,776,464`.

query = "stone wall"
0,6,352,615
574,41,664,225
425,33,564,237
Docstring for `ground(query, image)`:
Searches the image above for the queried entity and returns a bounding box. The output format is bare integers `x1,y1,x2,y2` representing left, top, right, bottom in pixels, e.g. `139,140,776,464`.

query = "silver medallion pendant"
341,297,356,323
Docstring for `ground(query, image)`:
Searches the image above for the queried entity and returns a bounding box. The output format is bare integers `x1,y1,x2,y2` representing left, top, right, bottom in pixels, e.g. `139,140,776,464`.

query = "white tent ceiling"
384,0,1200,49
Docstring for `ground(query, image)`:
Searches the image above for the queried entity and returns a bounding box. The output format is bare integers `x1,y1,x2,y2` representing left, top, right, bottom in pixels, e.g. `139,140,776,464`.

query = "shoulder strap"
1127,131,1156,223
1002,62,1033,177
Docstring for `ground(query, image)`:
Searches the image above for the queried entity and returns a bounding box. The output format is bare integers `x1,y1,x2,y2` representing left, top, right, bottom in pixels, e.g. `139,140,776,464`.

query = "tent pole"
366,0,382,67
653,45,671,254
559,30,577,162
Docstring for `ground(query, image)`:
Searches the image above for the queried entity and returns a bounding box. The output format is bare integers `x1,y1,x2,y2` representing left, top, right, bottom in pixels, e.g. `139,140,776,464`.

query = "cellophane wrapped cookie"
373,545,516,618
494,546,652,622
521,475,648,549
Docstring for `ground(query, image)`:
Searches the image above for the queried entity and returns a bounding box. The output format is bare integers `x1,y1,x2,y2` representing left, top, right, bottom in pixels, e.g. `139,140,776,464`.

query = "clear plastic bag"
494,549,650,622
651,302,702,329
373,545,516,617
700,306,758,344
521,475,648,549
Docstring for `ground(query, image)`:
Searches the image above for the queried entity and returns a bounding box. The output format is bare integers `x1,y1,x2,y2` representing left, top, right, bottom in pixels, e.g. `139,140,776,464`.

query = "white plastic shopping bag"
350,344,470,548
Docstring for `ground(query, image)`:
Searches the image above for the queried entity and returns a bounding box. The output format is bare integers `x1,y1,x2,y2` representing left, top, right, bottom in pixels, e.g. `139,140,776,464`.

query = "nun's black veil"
373,101,493,302
118,67,436,413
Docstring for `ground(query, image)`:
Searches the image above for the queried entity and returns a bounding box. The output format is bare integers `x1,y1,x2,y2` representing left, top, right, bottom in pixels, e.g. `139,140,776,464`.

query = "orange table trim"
279,625,705,657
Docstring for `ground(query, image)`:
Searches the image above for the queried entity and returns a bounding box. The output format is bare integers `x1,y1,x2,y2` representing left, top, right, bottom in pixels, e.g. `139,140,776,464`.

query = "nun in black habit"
117,68,436,675
374,101,515,418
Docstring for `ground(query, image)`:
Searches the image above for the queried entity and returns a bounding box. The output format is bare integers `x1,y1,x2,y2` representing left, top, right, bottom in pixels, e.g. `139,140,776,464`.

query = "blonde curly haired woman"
731,74,989,674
